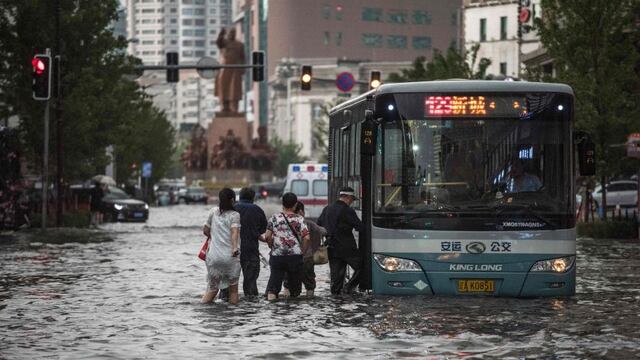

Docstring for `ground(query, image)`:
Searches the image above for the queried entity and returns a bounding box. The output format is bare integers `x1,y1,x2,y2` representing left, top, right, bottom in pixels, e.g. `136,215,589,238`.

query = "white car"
592,180,638,208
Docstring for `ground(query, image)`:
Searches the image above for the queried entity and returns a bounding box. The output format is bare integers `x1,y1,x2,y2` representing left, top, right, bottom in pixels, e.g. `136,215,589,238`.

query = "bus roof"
330,80,574,114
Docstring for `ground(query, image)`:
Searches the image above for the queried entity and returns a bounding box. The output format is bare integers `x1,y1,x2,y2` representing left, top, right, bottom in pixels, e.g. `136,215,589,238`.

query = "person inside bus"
508,158,542,192
317,187,364,295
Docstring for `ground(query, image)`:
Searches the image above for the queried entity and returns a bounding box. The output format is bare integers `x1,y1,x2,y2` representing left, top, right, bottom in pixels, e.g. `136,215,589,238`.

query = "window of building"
194,8,204,15
194,29,205,36
182,29,194,36
194,19,205,26
210,8,217,14
182,8,193,15
170,29,177,34
194,0,205,4
194,39,205,46
209,29,217,34
209,19,217,24
182,40,193,46
500,62,507,75
170,7,177,13
183,0,193,3
412,36,431,49
388,10,407,24
141,8,155,13
362,33,383,47
335,4,343,20
412,10,431,25
182,50,194,57
141,19,153,24
194,50,205,57
335,32,342,46
170,39,178,44
500,16,507,40
322,4,330,19
142,29,155,34
142,40,154,45
480,18,487,42
210,50,217,55
170,18,177,23
362,7,382,21
387,35,407,48
182,19,193,25
323,31,330,46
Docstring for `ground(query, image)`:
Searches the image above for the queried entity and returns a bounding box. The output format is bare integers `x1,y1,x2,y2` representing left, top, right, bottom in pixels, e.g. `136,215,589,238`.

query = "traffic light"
166,52,179,83
369,70,381,90
252,51,265,82
300,65,312,91
32,54,52,100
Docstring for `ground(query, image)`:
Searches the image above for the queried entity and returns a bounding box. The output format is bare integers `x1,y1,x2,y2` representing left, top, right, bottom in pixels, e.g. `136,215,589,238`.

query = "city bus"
328,80,595,296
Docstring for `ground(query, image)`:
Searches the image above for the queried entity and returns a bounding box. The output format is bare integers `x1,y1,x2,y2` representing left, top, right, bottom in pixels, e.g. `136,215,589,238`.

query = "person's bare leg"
228,284,239,305
201,289,218,304
267,292,277,301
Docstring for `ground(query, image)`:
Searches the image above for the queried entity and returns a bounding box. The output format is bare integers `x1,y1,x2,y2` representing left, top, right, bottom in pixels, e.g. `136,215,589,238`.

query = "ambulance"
283,162,329,219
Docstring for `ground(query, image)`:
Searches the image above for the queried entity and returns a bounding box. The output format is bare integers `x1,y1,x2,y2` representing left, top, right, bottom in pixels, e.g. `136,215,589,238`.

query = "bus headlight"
374,254,422,272
530,256,575,273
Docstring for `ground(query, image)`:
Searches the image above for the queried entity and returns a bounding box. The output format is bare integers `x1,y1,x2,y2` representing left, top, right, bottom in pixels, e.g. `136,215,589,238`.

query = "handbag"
198,236,210,261
312,238,329,265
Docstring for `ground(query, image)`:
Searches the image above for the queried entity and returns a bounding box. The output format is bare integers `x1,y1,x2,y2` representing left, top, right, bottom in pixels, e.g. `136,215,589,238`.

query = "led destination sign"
425,95,527,118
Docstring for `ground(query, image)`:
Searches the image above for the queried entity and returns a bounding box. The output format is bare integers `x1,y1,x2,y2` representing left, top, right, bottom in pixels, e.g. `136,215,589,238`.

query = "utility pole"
55,0,64,226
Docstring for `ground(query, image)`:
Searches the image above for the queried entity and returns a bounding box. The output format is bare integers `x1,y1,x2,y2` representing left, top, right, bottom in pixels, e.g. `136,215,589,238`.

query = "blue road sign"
142,162,152,178
336,72,355,93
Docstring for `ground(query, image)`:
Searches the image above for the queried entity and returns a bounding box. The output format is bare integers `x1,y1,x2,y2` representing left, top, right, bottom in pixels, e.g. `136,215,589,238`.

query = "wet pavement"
1,201,639,359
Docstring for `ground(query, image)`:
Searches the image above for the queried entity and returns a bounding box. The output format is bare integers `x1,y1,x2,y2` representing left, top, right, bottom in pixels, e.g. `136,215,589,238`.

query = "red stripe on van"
300,198,328,206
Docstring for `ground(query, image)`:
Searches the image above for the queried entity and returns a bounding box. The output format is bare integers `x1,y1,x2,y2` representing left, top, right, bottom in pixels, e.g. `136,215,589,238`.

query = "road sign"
142,162,152,178
336,72,355,93
627,133,640,159
197,57,219,79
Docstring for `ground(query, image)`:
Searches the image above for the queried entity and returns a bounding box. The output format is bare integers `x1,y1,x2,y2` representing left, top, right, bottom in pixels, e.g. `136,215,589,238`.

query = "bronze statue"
215,28,245,114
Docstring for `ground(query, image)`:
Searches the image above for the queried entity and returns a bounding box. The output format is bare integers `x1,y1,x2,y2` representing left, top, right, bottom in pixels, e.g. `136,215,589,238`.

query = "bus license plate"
458,279,495,293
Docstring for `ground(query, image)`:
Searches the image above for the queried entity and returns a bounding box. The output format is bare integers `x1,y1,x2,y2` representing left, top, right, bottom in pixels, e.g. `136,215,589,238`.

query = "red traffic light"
32,57,46,75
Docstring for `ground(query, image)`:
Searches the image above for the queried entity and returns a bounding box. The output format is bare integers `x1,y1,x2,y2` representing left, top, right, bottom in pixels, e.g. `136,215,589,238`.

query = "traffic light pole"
42,100,50,229
55,0,64,227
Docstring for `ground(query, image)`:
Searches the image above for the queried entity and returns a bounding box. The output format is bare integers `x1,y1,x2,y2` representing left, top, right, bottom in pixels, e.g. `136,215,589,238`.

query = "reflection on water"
1,205,639,359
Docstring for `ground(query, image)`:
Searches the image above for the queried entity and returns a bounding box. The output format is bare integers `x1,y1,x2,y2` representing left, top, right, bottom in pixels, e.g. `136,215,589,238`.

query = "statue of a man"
215,28,245,114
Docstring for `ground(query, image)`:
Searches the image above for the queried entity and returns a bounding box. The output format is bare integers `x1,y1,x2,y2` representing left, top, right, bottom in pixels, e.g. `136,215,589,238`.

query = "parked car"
102,186,149,222
181,186,208,204
154,184,180,205
250,181,285,200
592,180,638,208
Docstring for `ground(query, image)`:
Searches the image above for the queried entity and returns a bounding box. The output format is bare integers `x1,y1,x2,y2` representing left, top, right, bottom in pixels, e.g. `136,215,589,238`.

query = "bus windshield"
374,92,573,230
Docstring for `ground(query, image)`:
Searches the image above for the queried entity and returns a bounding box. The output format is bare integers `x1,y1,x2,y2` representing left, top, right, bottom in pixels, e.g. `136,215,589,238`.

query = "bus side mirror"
361,110,376,156
578,139,596,176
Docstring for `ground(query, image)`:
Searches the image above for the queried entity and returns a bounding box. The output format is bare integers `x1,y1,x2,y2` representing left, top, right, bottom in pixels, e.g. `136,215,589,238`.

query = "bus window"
291,180,309,196
313,179,328,196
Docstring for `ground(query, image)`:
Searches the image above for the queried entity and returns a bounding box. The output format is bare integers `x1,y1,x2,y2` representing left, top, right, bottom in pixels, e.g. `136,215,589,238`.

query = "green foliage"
535,0,640,180
0,0,174,184
313,98,348,163
577,220,638,239
270,137,307,178
387,44,492,82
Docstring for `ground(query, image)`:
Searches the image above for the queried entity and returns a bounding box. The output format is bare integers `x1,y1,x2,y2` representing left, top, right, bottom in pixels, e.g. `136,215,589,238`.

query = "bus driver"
508,159,542,192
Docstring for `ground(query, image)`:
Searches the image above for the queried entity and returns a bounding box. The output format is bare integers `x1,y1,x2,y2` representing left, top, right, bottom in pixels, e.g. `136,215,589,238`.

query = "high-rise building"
463,0,543,78
125,0,233,128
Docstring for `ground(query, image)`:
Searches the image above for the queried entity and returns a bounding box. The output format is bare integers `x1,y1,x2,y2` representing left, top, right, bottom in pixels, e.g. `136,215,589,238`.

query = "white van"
283,163,329,219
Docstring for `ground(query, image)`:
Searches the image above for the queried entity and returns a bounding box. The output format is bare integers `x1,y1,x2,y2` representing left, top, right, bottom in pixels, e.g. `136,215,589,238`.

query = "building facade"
463,0,542,77
125,0,233,128
233,0,464,160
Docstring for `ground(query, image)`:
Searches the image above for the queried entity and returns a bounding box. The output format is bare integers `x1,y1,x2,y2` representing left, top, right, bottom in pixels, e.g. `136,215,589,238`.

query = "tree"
387,44,492,82
535,0,640,215
0,0,175,185
270,137,307,178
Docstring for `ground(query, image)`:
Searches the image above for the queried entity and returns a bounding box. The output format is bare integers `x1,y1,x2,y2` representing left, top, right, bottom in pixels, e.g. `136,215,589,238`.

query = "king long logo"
466,242,486,254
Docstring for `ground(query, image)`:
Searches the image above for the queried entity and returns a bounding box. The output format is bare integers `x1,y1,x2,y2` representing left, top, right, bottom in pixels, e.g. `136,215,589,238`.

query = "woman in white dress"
201,188,241,304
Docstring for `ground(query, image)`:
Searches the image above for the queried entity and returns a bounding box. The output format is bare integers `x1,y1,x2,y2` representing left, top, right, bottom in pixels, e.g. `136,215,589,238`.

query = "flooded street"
1,202,639,359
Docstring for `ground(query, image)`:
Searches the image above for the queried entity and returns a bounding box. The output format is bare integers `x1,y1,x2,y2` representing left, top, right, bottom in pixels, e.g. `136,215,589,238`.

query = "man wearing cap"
317,186,364,295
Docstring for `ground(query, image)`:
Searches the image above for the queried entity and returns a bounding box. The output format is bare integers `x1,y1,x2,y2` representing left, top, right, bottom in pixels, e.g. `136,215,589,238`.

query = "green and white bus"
328,80,595,296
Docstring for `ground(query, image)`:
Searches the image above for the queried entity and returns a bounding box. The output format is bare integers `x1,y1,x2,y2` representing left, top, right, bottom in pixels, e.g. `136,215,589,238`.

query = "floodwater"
1,202,639,359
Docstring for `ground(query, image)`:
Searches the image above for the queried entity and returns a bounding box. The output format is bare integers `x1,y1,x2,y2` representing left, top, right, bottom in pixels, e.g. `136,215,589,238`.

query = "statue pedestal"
207,113,250,152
